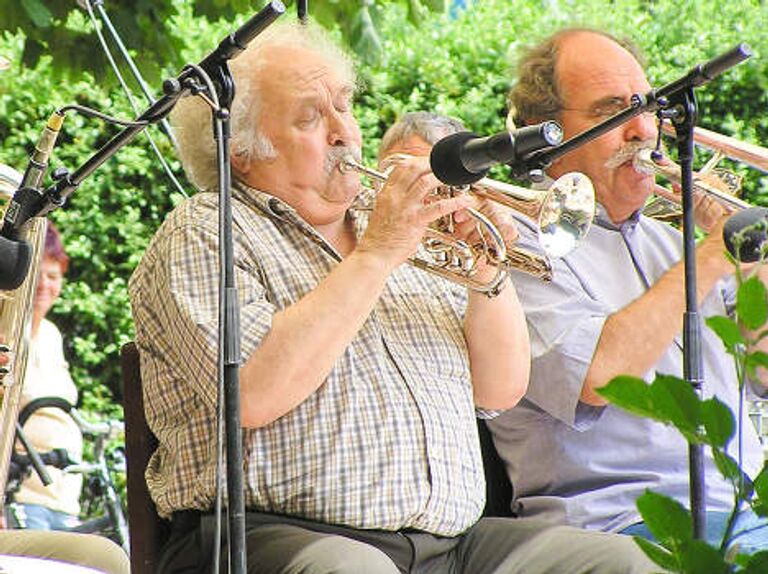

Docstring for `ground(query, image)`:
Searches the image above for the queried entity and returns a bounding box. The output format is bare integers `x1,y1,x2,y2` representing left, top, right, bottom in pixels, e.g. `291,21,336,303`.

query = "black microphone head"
0,236,32,291
430,132,488,186
723,206,768,263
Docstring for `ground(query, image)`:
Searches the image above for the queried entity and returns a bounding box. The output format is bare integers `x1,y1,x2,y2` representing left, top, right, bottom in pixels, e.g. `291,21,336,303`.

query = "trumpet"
339,155,595,294
639,126,768,219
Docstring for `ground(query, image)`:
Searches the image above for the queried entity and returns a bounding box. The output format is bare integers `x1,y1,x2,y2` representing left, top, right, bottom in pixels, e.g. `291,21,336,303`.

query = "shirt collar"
232,178,367,247
593,202,642,235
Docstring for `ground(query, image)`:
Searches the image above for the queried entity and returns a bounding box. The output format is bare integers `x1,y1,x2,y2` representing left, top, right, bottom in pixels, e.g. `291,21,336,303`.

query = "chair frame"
121,341,170,574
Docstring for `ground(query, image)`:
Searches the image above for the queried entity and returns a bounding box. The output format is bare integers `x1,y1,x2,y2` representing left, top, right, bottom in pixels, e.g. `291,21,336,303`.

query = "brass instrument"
340,155,595,293
640,126,768,219
0,164,47,505
663,124,768,173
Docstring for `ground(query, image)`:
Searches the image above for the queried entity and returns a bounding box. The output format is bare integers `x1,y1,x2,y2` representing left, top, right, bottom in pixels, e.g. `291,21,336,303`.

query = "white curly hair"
170,20,356,191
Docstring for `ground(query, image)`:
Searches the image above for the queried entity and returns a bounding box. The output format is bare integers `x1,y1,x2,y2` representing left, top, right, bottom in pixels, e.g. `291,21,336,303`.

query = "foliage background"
1,0,767,422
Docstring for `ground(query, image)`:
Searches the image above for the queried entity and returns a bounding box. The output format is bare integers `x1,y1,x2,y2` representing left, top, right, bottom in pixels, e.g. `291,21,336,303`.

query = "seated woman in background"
6,221,83,531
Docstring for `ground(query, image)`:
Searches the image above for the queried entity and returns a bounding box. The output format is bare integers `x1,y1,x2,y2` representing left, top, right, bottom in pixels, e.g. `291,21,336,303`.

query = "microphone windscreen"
723,206,768,263
0,236,32,291
430,132,486,186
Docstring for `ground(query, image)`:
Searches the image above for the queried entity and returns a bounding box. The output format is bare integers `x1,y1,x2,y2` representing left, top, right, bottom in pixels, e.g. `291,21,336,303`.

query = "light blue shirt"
489,204,764,532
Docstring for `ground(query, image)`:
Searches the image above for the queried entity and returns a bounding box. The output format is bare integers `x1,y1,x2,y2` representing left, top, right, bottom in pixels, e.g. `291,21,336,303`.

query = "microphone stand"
509,43,752,539
666,86,707,539
298,0,309,23
6,3,286,571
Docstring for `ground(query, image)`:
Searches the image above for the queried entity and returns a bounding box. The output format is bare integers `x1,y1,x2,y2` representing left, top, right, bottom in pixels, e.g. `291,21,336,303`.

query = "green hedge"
1,0,766,418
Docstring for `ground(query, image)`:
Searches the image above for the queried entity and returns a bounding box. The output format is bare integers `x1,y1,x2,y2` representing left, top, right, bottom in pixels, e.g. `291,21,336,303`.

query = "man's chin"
617,163,654,189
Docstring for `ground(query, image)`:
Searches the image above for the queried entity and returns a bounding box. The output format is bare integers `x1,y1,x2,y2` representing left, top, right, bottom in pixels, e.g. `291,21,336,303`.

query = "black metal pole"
669,88,707,539
298,0,308,23
212,98,247,574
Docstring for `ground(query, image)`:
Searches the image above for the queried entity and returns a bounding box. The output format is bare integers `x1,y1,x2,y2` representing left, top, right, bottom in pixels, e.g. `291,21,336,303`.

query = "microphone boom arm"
510,43,752,179
7,1,286,233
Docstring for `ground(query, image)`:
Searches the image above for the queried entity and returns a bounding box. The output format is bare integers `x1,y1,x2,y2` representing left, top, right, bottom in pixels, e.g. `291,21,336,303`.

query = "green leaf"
679,539,731,574
700,397,735,448
651,375,702,442
20,0,53,28
597,375,657,419
600,375,705,442
350,4,383,62
737,275,768,331
712,450,752,498
751,465,768,517
705,315,746,350
633,537,681,572
637,490,693,548
743,550,768,574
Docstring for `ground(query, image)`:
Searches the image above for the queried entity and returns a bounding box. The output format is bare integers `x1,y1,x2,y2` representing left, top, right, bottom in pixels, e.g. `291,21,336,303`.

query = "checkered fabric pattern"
129,182,488,536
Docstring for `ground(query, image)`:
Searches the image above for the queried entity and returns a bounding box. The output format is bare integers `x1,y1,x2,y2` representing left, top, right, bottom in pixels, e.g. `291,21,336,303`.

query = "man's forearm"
239,251,391,428
582,235,733,405
465,282,530,410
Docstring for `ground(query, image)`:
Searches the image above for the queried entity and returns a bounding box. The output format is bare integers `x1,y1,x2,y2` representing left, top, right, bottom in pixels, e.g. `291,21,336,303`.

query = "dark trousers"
158,510,661,574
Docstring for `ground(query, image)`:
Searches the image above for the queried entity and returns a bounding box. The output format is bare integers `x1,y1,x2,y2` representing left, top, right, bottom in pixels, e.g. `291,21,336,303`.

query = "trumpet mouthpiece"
632,148,657,175
336,155,353,174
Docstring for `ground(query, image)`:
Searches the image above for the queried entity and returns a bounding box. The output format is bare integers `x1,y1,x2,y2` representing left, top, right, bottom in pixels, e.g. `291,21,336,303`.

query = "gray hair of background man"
170,21,357,192
507,28,645,127
378,111,466,161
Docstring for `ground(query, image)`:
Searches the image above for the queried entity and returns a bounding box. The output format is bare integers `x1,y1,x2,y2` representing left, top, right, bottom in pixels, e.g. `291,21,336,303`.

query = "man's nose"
624,111,656,142
327,112,359,147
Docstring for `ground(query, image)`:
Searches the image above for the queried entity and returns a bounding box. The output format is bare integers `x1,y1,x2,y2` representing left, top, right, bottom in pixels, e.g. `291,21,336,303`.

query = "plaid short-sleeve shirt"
129,182,485,536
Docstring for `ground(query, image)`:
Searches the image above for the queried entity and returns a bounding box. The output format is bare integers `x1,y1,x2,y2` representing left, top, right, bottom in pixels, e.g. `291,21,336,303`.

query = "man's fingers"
421,195,474,224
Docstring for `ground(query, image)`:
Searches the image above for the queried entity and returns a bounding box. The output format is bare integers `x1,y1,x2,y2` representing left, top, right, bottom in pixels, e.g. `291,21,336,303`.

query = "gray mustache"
604,140,657,169
326,146,361,174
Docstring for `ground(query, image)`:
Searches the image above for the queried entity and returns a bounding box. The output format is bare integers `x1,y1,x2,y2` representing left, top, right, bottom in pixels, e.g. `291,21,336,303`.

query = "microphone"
0,235,32,291
430,121,563,186
199,0,286,73
0,110,65,291
722,206,768,263
2,110,65,238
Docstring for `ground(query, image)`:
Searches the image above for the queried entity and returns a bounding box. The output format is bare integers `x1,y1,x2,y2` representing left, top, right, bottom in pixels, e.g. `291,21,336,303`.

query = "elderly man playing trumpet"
128,20,659,574
488,27,768,552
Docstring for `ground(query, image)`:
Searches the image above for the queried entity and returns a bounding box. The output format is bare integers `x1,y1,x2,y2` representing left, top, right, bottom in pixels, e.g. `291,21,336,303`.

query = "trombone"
640,126,768,220
340,155,595,294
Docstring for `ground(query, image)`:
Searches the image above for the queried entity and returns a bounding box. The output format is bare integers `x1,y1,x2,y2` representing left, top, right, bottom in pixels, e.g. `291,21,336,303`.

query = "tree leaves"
0,0,189,85
635,491,733,573
19,0,54,28
737,276,768,331
598,375,734,448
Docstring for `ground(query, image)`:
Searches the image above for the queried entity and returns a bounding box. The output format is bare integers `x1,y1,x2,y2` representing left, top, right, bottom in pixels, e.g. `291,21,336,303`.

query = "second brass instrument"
635,147,749,216
638,126,768,220
0,164,48,508
340,155,595,293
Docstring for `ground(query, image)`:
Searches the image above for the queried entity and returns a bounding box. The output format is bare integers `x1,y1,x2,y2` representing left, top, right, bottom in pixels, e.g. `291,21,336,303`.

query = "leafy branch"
599,261,768,572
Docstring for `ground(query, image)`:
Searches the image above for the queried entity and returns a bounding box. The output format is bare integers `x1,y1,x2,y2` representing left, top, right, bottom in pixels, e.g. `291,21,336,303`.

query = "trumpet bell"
537,172,595,258
471,171,595,259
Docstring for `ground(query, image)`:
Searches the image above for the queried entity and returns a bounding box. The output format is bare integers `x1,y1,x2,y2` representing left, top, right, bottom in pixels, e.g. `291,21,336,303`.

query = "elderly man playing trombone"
488,27,768,551
128,20,659,574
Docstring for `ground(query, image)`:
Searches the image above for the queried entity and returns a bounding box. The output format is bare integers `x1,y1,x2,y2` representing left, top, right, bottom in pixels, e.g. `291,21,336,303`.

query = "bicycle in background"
5,396,129,553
